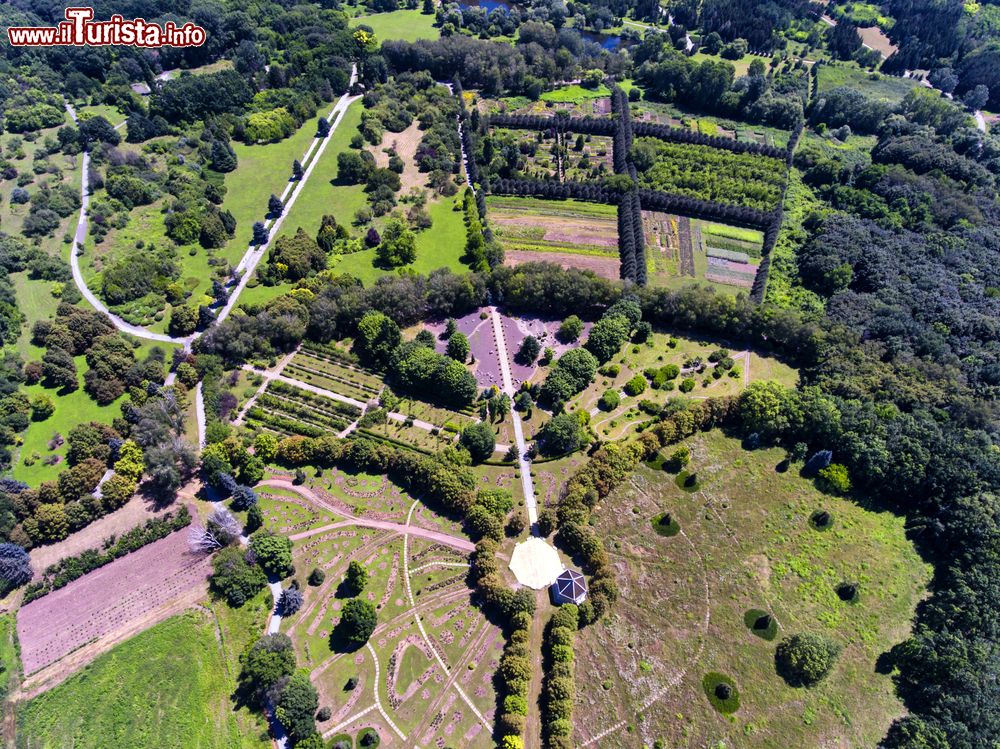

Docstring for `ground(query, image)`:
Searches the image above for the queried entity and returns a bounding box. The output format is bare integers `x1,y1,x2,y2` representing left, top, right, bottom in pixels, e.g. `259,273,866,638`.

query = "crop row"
268,380,362,418
256,393,352,431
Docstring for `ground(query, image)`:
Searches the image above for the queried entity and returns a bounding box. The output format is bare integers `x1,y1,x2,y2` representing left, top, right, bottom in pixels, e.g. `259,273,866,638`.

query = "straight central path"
489,307,539,528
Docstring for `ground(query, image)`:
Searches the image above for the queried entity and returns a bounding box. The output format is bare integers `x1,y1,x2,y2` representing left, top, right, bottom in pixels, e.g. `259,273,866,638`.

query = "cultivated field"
489,196,622,279
572,431,931,749
644,212,763,292
17,528,211,678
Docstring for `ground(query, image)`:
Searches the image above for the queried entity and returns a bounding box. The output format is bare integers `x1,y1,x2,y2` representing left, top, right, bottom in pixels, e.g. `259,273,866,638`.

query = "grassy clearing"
0,615,19,700
274,100,365,244
17,609,268,749
351,9,440,42
816,64,918,103
77,104,127,128
573,430,930,748
327,195,467,285
12,356,122,486
540,84,611,103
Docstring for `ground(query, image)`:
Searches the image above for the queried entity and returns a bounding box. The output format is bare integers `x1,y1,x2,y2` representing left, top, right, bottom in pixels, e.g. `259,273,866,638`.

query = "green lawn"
13,357,125,486
12,273,61,361
0,615,19,700
328,194,467,284
77,104,127,128
816,64,918,103
541,84,611,103
221,111,330,268
275,99,366,244
17,610,268,749
351,8,440,42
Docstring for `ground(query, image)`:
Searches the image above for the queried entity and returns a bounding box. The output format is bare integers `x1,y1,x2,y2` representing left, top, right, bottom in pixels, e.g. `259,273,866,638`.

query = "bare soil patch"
17,528,211,678
859,26,897,57
369,121,425,192
504,250,620,279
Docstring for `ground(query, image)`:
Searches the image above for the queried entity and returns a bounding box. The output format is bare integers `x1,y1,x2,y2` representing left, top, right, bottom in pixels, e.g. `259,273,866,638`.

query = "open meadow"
572,431,931,748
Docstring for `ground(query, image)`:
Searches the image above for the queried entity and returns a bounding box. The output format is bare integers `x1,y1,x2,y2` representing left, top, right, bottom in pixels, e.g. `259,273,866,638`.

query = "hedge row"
541,604,580,748
23,507,192,603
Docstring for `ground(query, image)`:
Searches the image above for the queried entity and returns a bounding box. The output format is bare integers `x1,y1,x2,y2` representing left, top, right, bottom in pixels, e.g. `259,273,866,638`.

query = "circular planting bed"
328,734,353,749
809,509,834,531
702,672,740,713
836,581,860,603
744,608,778,640
650,512,681,537
675,470,701,492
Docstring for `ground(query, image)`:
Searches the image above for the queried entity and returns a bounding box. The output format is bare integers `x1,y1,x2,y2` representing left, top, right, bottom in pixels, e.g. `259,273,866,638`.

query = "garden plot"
489,196,620,256
424,309,505,391
286,512,495,748
284,348,384,404
258,488,342,535
644,211,761,293
488,196,622,280
245,379,362,437
572,431,930,749
17,528,211,676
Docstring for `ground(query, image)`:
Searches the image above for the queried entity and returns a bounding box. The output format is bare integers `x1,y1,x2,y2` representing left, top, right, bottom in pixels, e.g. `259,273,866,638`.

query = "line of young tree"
540,604,579,748
609,87,645,285
750,120,803,302
485,113,616,137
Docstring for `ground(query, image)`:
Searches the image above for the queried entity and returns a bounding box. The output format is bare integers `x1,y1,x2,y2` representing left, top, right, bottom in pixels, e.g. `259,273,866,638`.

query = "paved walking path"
489,307,538,528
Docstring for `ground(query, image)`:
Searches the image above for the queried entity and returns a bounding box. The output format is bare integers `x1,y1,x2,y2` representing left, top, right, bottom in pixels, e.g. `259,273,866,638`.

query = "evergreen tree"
292,159,303,180
268,194,284,218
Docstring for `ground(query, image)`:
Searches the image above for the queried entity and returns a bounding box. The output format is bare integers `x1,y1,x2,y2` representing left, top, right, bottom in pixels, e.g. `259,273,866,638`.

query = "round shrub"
679,377,696,392
308,567,326,586
817,463,851,495
775,633,841,687
702,672,740,713
651,512,680,537
675,471,700,492
623,374,647,396
836,581,859,603
316,706,332,721
597,389,620,411
357,727,380,747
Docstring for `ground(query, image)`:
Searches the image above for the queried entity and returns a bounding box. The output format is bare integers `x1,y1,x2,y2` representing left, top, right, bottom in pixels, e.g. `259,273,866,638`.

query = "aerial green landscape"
0,0,998,747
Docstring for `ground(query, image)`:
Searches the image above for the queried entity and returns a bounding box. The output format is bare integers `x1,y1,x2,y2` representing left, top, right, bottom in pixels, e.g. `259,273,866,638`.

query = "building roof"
553,568,587,600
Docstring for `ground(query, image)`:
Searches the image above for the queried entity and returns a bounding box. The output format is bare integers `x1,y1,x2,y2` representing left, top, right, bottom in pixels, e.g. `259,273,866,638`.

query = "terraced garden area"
572,431,930,749
244,379,362,437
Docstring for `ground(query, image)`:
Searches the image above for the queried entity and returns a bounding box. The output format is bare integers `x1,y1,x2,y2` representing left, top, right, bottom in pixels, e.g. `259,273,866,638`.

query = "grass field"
0,615,19,701
221,110,329,269
573,430,930,748
816,64,918,103
541,84,611,103
17,609,269,749
328,195,467,284
351,9,440,42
